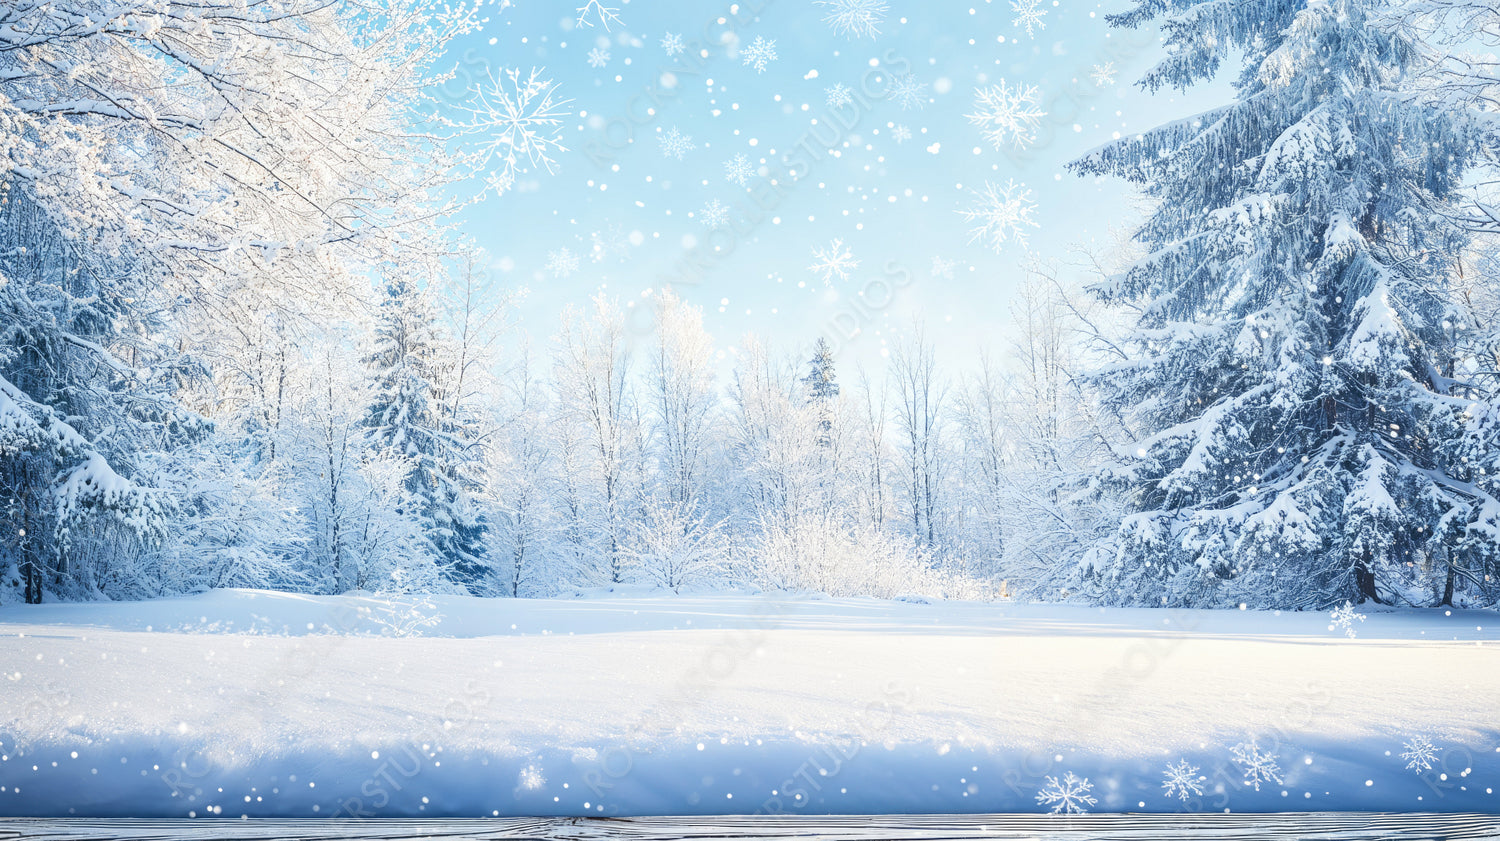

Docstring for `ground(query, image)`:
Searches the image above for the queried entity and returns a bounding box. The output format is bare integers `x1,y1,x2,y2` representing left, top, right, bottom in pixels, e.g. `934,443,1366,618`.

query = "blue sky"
450,0,1227,371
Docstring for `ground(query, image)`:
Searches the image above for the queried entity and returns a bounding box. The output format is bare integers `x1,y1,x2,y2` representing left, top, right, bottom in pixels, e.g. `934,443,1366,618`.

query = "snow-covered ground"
0,589,1496,817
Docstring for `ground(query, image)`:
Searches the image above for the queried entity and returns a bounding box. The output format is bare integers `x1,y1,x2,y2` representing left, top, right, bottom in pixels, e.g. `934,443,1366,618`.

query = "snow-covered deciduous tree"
0,0,477,287
296,346,368,593
626,496,731,593
487,344,558,597
1070,0,1500,607
746,510,934,598
967,264,1121,598
1387,1,1500,239
553,295,636,584
648,288,717,510
849,370,895,532
727,337,823,530
133,438,310,597
891,328,947,549
952,354,1012,579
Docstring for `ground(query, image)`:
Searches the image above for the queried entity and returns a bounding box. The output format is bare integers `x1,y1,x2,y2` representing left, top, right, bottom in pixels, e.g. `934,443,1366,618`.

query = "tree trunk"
1354,549,1383,605
22,551,43,604
19,501,43,604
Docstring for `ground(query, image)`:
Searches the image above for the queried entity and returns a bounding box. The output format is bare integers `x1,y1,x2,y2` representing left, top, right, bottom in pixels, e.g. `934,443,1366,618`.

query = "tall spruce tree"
804,338,840,447
363,278,490,593
1069,0,1500,608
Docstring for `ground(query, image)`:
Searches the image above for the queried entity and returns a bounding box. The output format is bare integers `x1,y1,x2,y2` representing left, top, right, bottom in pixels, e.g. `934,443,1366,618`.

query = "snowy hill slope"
0,590,1496,817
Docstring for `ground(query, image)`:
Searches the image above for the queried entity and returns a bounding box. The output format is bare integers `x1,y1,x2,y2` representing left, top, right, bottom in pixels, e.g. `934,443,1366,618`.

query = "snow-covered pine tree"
1069,0,1500,608
363,278,490,593
803,337,841,447
0,192,174,604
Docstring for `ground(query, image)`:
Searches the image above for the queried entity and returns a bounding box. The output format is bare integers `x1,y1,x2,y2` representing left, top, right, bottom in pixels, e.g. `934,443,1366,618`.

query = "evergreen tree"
0,191,175,604
803,337,840,446
363,278,490,593
1069,0,1500,607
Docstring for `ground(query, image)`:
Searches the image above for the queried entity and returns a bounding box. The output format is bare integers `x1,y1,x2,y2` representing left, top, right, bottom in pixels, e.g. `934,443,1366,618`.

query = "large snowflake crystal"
1400,735,1440,773
959,180,1039,252
1161,760,1206,801
892,124,912,143
816,0,889,39
546,248,580,278
1010,0,1047,38
1230,740,1284,791
808,238,860,285
1091,62,1117,87
888,74,928,110
1329,600,1365,638
659,126,696,160
967,80,1046,150
723,154,756,186
464,68,573,197
741,36,779,73
1035,771,1096,815
826,83,854,108
699,199,730,229
575,0,623,31
587,47,610,69
930,255,957,279
660,32,685,56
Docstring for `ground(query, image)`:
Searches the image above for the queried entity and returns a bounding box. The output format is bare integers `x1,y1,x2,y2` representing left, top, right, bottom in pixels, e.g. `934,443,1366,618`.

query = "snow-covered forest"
3,0,1500,612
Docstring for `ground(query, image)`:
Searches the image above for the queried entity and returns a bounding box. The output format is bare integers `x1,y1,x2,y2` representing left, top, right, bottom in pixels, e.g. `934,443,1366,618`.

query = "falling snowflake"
741,36,778,73
587,47,610,68
1400,736,1440,773
816,0,888,39
1091,62,1117,87
661,32,685,56
1329,601,1365,638
892,124,912,143
463,67,574,196
808,238,860,285
1161,760,1206,801
825,83,854,107
967,80,1047,150
658,126,696,160
1230,740,1284,791
1035,771,1096,815
887,74,928,110
699,199,730,229
958,180,1039,252
723,154,755,186
516,763,546,790
1010,0,1047,38
930,256,957,279
575,0,622,31
546,248,580,278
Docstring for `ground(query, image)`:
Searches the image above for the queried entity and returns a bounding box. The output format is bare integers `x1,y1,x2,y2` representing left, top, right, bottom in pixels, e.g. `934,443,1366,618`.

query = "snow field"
0,590,1496,817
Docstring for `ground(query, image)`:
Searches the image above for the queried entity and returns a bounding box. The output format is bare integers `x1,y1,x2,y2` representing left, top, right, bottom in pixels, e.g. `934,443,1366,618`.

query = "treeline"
2,230,1108,602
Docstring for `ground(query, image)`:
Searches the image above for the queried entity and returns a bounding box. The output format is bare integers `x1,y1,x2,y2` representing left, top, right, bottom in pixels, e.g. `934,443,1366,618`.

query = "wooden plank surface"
0,813,1497,841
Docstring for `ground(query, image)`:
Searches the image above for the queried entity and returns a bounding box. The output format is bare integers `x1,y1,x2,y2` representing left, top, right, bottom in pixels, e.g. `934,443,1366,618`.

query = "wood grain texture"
1,813,1497,841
